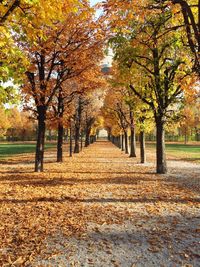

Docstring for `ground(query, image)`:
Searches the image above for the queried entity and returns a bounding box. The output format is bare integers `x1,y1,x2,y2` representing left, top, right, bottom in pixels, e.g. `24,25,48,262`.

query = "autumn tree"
156,0,200,76
104,0,192,173
22,2,105,171
82,89,105,148
0,106,10,138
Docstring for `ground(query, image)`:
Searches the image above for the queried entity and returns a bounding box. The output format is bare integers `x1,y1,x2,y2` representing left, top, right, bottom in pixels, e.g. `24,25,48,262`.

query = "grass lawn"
0,142,56,159
147,142,200,163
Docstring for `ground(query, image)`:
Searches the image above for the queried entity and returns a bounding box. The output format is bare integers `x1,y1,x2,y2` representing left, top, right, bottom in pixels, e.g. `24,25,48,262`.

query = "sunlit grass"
147,143,200,163
0,143,56,158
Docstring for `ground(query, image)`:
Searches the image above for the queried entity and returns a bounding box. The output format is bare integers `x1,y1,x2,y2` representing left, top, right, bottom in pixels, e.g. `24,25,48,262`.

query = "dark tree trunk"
69,122,73,157
74,98,82,153
81,132,83,150
184,129,188,144
130,128,136,157
121,134,124,151
118,135,121,149
129,111,136,157
85,128,90,147
57,122,64,162
156,117,167,174
66,128,69,143
124,131,129,154
140,131,146,163
85,118,94,147
56,87,65,162
74,127,80,153
35,110,46,172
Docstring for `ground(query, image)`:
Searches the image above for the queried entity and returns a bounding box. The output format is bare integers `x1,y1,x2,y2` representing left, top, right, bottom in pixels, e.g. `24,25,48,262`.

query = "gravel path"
30,141,200,267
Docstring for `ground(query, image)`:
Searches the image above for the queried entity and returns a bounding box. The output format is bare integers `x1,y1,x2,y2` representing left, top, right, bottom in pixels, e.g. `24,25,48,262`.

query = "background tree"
22,3,105,171
104,0,193,173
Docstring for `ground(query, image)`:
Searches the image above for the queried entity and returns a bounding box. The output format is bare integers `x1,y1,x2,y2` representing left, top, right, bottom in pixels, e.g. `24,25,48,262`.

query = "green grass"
0,143,56,159
147,142,200,162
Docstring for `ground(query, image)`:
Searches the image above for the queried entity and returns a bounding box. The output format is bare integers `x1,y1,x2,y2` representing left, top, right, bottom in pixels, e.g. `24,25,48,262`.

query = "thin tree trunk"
129,111,136,157
118,135,121,149
35,112,46,172
74,98,82,153
140,131,146,163
66,128,69,143
74,126,80,153
81,132,83,150
57,122,64,162
184,129,187,144
85,127,91,147
121,134,124,151
156,117,167,174
69,122,73,157
124,131,129,154
130,128,136,157
56,88,65,162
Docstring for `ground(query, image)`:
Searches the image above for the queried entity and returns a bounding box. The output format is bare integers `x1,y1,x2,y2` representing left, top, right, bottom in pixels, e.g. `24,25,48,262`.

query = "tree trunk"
74,126,80,153
130,128,136,157
121,134,124,151
184,129,188,144
35,111,46,172
57,122,64,162
85,128,90,147
156,117,167,174
124,131,129,154
69,123,73,157
56,88,65,162
81,132,83,150
66,128,69,143
129,111,136,157
74,98,82,153
140,131,146,163
118,135,121,149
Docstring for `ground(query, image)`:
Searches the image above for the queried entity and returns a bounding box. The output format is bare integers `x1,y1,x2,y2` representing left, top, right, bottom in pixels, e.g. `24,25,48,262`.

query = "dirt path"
0,141,200,266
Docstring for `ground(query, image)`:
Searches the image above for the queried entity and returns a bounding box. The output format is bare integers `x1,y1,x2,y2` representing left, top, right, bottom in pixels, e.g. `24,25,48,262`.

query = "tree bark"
85,128,90,147
129,111,136,157
156,117,167,174
81,132,83,150
118,135,121,149
69,122,73,157
74,98,82,153
121,134,124,151
66,128,69,143
85,117,94,147
108,132,111,141
124,131,129,154
130,128,136,157
57,122,64,162
74,126,80,153
56,88,65,162
35,109,46,172
140,131,146,163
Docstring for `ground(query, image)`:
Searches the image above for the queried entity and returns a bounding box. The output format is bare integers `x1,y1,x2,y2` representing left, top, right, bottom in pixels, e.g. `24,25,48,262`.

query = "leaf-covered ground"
0,141,200,266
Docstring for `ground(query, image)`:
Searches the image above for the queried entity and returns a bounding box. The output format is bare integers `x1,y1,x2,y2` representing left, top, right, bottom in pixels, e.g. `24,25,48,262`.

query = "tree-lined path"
0,140,200,266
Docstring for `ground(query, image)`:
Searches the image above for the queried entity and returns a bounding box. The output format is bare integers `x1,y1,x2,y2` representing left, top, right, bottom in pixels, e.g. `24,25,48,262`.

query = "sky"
90,0,102,6
89,0,113,66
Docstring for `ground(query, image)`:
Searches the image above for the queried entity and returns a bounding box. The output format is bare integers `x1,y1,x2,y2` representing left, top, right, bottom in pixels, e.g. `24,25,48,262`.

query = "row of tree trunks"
110,131,146,164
